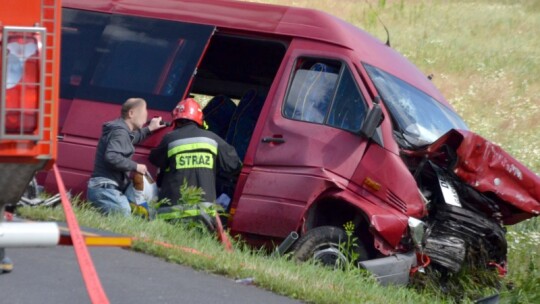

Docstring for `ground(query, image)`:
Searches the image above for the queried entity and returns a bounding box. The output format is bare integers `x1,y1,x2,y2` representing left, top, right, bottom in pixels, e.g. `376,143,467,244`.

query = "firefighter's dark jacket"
91,118,151,190
149,122,241,204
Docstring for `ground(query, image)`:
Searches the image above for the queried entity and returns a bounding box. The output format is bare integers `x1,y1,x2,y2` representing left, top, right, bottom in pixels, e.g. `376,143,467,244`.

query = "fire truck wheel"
292,226,368,268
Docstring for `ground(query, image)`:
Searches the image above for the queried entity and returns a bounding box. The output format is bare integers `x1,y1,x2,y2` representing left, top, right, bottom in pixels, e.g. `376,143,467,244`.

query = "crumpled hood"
425,129,540,225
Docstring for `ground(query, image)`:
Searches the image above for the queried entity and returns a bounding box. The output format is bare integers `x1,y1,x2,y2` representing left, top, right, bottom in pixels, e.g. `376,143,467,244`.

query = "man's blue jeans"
87,184,136,217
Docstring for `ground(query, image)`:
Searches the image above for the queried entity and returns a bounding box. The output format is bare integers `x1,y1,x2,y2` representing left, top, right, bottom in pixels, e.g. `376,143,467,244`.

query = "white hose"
0,222,59,247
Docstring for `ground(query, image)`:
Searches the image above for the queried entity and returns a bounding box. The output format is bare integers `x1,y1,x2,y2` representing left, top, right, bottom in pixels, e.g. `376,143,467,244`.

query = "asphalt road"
0,246,301,304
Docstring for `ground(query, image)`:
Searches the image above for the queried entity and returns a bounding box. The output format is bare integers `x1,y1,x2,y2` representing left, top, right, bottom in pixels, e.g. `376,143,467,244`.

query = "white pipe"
0,222,59,247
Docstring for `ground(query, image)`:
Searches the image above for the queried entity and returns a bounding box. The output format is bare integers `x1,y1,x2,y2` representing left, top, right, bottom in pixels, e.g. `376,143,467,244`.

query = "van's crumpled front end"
364,61,539,278
447,130,539,222
418,129,540,223
403,129,540,275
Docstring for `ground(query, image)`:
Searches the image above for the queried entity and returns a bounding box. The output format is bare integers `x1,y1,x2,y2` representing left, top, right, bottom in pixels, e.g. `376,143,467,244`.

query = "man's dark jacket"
149,122,241,204
91,118,150,190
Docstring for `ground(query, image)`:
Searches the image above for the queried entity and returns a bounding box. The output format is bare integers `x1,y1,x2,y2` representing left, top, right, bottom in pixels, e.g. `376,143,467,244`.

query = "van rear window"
60,9,214,111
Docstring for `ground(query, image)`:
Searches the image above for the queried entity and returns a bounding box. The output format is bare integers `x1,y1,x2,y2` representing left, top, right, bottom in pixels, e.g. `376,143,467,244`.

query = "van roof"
63,0,448,104
63,0,365,49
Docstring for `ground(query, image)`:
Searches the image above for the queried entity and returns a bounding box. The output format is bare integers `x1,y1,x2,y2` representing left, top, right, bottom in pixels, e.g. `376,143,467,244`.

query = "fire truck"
1,0,62,270
1,5,113,301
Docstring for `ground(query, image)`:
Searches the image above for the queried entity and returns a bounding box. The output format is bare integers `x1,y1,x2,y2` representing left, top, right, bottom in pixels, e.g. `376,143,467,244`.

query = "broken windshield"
363,64,468,147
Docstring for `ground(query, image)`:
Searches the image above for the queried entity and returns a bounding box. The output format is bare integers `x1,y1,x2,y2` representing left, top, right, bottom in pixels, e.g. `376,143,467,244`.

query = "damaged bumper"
359,252,417,286
421,129,540,224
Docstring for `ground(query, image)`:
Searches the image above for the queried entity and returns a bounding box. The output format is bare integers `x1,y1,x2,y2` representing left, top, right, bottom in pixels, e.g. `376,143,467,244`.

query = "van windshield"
363,64,468,148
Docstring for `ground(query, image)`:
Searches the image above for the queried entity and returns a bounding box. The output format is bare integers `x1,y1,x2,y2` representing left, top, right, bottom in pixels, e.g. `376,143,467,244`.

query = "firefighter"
149,98,241,207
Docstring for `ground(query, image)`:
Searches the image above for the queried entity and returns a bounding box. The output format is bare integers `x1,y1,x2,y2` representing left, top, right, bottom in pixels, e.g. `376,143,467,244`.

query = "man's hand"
136,164,148,175
148,116,166,132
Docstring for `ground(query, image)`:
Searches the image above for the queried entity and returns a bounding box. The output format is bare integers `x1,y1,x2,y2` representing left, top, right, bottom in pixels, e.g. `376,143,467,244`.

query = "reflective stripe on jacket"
168,137,218,170
149,122,241,204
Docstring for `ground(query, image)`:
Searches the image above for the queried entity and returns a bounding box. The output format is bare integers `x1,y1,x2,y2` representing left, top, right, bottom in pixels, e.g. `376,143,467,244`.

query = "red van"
44,0,539,284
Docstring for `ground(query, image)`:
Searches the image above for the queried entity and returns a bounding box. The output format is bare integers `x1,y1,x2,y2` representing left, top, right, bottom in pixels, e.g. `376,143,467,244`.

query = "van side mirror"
360,104,384,139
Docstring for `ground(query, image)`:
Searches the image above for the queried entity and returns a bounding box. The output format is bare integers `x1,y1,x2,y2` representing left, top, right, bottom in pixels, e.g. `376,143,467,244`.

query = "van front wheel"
292,226,368,268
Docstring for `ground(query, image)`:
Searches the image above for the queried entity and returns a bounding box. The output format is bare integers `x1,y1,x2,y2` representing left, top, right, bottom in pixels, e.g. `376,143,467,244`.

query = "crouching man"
87,98,165,216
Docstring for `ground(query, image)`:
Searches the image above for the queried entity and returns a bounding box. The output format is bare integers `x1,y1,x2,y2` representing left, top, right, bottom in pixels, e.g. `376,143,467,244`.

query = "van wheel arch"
302,198,376,259
292,225,369,267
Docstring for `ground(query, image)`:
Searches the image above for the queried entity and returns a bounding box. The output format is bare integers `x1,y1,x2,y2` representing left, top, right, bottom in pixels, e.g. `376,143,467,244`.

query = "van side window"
60,8,214,111
90,17,190,96
283,58,368,132
283,60,339,124
327,66,368,132
61,9,108,99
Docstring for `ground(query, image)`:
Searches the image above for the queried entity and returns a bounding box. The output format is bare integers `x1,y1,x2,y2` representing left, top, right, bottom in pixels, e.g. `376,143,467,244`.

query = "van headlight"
408,217,426,250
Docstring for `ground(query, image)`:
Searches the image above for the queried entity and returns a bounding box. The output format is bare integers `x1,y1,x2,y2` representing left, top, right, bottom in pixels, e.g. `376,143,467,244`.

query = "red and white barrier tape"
53,164,109,303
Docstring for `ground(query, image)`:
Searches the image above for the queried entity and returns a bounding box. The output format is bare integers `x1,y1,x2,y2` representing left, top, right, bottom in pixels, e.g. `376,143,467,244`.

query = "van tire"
292,226,368,268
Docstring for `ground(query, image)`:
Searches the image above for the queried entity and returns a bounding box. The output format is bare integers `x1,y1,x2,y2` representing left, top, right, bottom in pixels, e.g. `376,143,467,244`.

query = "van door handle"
262,136,285,144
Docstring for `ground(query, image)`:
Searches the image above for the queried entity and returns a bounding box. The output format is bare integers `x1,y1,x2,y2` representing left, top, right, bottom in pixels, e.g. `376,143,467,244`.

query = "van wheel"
292,226,368,268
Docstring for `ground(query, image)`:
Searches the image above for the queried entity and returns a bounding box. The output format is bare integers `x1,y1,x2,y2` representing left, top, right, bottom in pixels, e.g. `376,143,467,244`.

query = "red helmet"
171,98,203,126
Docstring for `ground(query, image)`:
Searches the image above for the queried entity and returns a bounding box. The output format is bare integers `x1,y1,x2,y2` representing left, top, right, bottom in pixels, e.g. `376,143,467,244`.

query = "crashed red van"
43,0,539,284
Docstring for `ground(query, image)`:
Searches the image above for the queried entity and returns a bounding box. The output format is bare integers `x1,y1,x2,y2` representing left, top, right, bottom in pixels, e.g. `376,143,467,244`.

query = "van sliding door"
47,8,215,195
64,10,215,111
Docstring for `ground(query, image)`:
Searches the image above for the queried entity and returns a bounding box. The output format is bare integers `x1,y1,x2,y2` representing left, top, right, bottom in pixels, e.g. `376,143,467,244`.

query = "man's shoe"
1,256,13,273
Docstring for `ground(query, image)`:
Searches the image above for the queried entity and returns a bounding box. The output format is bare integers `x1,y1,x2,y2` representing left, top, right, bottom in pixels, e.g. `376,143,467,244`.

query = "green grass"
502,218,540,303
